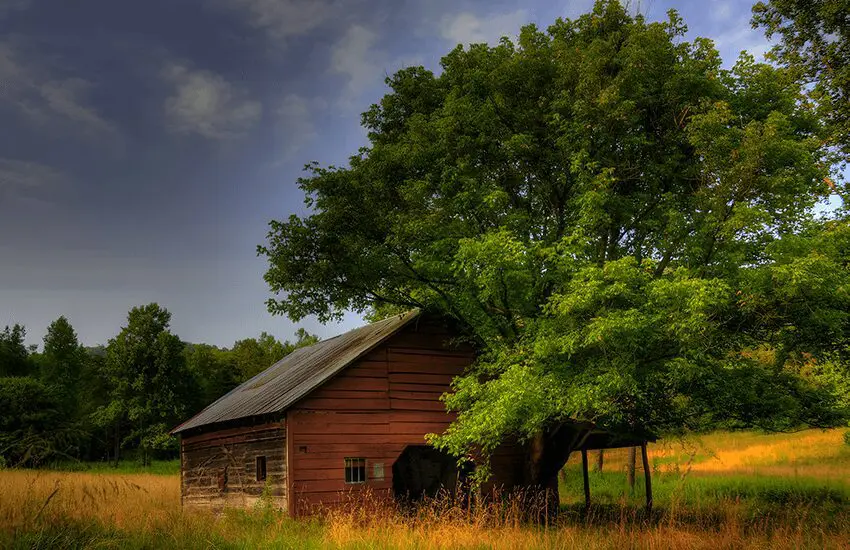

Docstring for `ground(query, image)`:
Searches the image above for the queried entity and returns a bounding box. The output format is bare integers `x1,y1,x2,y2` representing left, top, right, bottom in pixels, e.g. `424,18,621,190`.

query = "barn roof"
171,309,421,434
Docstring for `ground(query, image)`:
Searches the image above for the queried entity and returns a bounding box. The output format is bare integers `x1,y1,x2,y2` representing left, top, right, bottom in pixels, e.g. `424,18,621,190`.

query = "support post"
641,442,653,513
581,448,590,510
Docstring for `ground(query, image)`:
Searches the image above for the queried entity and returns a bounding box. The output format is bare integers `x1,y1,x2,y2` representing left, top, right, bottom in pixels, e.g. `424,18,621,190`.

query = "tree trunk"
523,424,589,522
627,446,636,493
595,450,604,472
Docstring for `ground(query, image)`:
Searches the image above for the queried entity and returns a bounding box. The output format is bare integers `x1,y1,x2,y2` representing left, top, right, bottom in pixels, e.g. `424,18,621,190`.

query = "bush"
844,429,850,446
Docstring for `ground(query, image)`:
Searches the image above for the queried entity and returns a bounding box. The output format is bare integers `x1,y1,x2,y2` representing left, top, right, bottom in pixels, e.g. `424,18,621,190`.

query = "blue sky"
0,0,803,347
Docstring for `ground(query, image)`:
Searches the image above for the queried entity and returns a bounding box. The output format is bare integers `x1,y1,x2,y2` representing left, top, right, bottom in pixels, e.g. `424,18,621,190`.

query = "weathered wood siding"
181,421,286,511
287,319,525,515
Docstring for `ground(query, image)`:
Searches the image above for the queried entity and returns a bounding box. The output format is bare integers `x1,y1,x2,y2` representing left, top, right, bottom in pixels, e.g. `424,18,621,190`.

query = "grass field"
1,429,849,549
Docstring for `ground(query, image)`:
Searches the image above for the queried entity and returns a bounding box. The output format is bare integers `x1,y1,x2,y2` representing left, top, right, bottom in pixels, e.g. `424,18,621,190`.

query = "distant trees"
231,328,319,380
40,316,85,411
0,306,319,467
0,324,32,377
96,304,194,465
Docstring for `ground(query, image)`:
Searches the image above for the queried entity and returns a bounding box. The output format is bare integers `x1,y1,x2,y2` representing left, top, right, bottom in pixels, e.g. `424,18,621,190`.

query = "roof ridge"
171,309,420,434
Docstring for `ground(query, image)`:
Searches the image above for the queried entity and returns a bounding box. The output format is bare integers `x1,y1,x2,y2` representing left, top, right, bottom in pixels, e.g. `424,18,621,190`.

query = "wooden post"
581,448,590,510
595,449,604,472
641,442,653,513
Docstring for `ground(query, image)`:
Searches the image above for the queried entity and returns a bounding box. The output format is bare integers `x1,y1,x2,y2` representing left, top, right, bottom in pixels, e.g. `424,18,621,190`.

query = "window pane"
345,457,367,484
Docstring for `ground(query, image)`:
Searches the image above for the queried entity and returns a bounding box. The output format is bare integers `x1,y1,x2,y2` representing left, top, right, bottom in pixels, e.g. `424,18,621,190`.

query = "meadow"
1,429,849,549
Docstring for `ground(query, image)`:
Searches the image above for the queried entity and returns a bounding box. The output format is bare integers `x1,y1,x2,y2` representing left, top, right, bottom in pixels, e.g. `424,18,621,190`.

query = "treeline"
0,303,318,468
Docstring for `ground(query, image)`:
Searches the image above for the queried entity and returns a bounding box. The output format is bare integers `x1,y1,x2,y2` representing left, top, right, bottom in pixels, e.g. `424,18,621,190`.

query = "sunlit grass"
1,428,849,549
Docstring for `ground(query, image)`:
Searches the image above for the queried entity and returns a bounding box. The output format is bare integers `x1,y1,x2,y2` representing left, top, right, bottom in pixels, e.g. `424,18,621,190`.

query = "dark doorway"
392,445,473,504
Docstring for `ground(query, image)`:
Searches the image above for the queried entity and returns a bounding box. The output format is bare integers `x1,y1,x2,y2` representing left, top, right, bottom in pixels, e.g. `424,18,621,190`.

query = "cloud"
162,63,262,140
330,24,386,109
214,0,337,43
0,158,65,206
713,25,771,63
710,2,733,22
276,94,325,162
0,42,118,137
440,9,528,47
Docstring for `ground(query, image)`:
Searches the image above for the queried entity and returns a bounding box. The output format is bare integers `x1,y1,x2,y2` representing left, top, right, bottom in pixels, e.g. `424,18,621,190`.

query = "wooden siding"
181,421,286,511
288,320,484,515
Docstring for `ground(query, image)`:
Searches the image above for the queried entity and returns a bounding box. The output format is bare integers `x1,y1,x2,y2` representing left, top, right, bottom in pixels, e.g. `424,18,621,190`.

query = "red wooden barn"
172,310,653,515
171,310,528,515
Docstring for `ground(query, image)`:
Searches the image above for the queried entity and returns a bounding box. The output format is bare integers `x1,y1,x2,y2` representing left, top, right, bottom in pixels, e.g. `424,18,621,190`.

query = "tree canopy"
260,0,849,486
752,0,850,154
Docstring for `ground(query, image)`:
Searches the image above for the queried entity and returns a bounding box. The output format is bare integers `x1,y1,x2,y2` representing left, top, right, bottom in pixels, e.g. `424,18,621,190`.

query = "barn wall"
288,319,525,515
181,421,287,511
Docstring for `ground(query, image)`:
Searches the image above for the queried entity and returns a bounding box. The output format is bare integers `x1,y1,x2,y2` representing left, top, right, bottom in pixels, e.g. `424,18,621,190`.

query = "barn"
171,310,653,515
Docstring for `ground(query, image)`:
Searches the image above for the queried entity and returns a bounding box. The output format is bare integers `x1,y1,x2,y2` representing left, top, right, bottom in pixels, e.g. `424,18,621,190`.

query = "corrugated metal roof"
172,310,421,434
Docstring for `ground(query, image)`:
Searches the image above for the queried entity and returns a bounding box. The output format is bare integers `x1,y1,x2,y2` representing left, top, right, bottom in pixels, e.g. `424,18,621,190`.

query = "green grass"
0,514,329,550
42,459,180,476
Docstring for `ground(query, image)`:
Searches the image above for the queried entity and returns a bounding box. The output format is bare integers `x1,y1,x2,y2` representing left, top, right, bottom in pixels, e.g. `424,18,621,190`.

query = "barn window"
256,456,267,482
344,457,366,484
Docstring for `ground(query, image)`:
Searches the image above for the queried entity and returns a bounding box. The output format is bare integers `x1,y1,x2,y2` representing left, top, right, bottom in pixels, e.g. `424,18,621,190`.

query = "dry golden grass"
0,469,179,530
595,429,850,479
1,429,849,549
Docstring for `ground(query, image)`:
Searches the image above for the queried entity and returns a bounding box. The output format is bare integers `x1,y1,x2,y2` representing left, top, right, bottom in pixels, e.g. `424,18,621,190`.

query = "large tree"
260,1,847,499
96,303,194,464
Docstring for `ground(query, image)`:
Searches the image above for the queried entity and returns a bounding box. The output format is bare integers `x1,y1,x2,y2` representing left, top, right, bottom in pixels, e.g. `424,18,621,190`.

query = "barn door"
392,445,473,505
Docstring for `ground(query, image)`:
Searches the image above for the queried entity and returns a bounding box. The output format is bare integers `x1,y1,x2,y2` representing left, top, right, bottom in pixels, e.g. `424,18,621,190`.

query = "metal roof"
171,309,421,434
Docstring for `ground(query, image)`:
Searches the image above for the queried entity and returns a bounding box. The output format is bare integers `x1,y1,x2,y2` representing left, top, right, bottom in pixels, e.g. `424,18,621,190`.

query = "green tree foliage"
40,316,85,405
0,377,65,466
184,343,240,412
259,0,848,490
0,307,318,466
231,329,319,380
0,324,33,377
752,0,850,153
98,304,195,463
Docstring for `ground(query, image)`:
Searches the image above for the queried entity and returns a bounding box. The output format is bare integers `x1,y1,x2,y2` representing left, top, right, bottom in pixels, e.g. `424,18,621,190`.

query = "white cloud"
276,93,325,162
440,9,528,47
0,158,64,206
162,63,262,140
214,0,337,43
710,2,733,22
714,25,771,64
0,42,118,137
329,24,386,109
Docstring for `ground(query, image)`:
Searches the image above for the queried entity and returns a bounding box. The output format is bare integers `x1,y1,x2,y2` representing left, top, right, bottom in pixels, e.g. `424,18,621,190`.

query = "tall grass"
1,429,849,549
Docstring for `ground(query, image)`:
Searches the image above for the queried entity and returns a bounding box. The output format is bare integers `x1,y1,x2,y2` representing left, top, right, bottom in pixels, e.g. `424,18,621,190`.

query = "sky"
0,0,795,348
